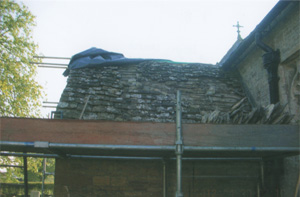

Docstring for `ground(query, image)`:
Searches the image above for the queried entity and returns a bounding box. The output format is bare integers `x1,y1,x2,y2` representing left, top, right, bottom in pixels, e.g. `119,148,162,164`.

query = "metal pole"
0,152,58,158
260,160,265,189
49,143,175,151
70,155,163,160
37,65,67,69
1,140,299,153
30,62,68,66
0,152,262,161
43,101,59,104
182,175,258,179
183,146,300,152
176,157,183,197
33,56,71,60
257,159,264,197
42,106,58,108
176,90,182,144
175,90,183,197
42,158,46,197
162,159,167,197
79,95,90,119
23,156,28,197
0,165,24,168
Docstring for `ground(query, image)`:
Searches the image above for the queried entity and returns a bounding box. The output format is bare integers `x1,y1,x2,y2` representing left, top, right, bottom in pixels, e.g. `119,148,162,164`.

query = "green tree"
0,156,55,183
0,0,42,117
0,1,54,191
0,156,23,183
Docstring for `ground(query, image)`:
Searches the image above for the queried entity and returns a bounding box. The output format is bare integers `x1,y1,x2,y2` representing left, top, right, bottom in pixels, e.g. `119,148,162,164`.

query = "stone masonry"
54,158,259,197
237,2,299,121
228,2,300,196
57,61,249,123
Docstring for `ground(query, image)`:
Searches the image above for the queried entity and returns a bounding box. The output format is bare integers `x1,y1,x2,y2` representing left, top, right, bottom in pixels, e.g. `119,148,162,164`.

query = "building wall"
235,2,300,197
54,159,163,196
238,49,269,106
237,2,300,121
54,3,299,197
54,158,260,197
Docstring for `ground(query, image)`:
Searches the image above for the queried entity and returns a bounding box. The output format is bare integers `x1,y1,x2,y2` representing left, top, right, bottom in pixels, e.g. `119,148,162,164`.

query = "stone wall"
57,61,249,123
238,49,269,107
237,2,300,121
54,158,260,197
234,2,300,197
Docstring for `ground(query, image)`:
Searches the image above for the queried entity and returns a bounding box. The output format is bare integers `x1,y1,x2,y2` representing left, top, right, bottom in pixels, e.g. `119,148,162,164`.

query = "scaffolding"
0,91,299,196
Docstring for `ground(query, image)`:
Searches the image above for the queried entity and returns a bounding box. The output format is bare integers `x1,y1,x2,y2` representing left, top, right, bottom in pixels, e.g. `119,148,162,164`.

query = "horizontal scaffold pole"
1,141,299,152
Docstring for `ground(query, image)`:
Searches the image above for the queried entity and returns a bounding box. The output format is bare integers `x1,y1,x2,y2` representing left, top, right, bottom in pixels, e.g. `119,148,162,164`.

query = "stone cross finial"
233,21,243,40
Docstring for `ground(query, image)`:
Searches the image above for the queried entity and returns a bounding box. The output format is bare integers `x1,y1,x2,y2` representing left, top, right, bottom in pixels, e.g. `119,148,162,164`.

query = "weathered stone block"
93,176,110,186
57,102,69,108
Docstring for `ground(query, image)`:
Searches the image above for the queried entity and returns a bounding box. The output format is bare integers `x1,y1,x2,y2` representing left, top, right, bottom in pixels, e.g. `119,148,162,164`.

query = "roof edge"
220,0,292,70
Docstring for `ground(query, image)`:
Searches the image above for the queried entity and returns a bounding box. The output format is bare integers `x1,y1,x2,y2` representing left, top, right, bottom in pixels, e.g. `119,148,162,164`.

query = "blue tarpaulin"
63,47,169,76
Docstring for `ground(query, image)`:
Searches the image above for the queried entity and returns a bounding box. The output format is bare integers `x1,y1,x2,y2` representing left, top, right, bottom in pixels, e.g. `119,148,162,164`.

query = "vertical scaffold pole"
163,159,167,197
23,155,28,197
175,90,183,197
42,158,47,197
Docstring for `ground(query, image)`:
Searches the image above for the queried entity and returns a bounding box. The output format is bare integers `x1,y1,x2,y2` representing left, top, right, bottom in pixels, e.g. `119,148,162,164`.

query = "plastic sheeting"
63,47,169,76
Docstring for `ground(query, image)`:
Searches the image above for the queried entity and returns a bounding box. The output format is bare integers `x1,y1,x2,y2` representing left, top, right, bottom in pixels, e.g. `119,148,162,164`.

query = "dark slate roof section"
57,61,251,123
220,1,291,70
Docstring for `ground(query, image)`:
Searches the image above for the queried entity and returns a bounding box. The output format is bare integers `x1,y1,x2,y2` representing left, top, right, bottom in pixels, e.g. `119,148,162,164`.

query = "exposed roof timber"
221,1,293,70
0,118,299,158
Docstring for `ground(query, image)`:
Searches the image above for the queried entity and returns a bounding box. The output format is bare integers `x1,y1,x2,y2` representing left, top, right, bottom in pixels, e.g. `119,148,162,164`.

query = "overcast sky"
19,0,279,117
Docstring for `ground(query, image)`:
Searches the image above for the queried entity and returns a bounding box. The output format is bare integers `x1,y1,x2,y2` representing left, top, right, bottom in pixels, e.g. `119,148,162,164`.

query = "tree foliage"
0,0,42,117
0,156,55,183
0,0,54,187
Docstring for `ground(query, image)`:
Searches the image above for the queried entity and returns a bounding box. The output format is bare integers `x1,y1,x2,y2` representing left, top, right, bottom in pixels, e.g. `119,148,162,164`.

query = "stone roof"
57,61,251,123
